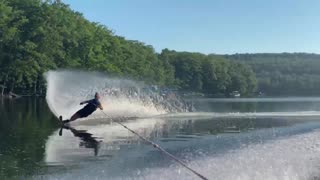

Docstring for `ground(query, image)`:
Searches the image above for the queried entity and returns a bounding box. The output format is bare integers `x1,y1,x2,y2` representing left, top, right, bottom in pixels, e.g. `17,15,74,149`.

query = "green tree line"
224,53,320,96
0,0,256,96
159,49,257,96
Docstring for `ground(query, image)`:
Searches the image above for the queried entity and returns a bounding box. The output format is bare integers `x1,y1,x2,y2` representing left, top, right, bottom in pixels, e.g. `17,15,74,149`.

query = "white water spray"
44,70,189,121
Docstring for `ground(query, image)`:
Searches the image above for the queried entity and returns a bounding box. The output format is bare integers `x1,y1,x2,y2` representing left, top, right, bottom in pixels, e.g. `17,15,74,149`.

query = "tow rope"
101,111,209,180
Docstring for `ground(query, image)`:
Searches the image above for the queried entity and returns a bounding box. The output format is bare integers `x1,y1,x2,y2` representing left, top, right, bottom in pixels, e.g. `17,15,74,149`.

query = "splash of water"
135,129,320,180
44,70,190,120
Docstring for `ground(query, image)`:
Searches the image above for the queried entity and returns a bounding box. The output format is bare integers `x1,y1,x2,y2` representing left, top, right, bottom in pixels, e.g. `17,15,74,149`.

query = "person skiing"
61,92,103,124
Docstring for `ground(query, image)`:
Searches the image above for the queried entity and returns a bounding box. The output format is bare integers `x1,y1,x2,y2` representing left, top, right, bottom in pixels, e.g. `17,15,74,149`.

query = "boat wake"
133,128,320,180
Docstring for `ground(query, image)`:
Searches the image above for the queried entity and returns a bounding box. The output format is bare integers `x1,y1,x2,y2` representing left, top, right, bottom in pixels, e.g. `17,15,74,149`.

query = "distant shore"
0,93,45,99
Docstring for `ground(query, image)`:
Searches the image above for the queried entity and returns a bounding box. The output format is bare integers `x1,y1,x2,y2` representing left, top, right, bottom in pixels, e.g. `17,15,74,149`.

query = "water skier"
61,92,103,124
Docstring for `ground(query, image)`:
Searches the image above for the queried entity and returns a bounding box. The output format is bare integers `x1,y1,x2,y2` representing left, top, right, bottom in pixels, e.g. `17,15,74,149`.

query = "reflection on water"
59,125,101,156
0,98,57,178
2,98,320,179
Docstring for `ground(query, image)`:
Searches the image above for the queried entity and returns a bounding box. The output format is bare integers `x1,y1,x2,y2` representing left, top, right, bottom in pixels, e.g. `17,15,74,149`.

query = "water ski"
58,115,63,123
58,116,70,136
58,116,70,125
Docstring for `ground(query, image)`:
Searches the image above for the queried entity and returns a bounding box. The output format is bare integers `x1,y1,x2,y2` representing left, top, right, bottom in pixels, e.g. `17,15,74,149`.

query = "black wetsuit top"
77,99,101,118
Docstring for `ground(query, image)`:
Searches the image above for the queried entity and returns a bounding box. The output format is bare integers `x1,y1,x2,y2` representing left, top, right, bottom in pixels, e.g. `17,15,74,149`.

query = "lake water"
2,97,320,180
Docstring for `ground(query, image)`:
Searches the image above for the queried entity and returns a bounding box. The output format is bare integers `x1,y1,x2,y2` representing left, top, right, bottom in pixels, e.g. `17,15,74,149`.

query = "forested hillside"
0,0,169,93
224,53,320,96
0,0,256,97
160,49,257,96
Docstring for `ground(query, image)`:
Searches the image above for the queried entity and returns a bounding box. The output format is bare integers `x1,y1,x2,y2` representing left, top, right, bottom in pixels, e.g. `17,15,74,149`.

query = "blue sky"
63,0,320,54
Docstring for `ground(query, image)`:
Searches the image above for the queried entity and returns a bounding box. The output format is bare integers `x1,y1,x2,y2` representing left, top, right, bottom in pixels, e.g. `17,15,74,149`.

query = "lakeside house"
230,91,241,98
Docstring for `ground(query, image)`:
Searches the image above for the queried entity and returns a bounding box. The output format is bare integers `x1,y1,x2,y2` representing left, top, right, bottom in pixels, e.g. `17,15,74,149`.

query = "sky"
63,0,320,54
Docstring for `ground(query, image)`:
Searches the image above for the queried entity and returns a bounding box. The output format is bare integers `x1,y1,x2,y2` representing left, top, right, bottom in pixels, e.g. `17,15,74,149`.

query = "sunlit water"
2,97,320,179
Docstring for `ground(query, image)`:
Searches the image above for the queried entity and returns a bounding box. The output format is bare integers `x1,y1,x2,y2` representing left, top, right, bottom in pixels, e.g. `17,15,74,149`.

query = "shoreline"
0,94,45,99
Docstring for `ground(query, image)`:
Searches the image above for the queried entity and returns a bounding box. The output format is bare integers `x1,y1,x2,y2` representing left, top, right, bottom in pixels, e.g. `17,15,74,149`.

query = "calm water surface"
2,97,320,180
